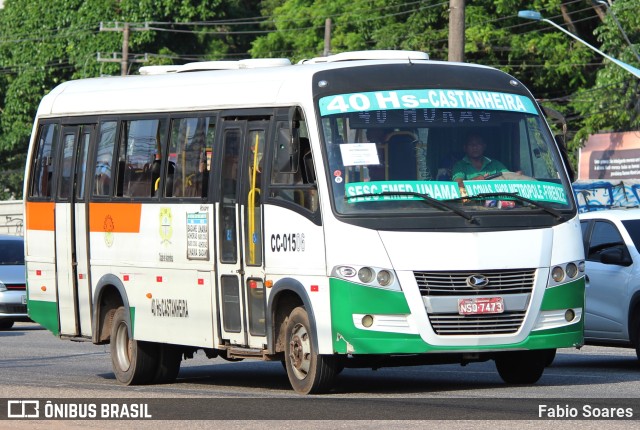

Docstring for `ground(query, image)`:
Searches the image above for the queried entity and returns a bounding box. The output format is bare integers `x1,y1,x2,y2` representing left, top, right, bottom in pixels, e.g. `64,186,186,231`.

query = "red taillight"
6,284,26,290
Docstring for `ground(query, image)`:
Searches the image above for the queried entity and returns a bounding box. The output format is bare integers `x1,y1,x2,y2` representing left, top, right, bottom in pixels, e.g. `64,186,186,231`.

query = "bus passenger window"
93,122,117,197
167,117,213,198
116,119,168,198
29,123,59,199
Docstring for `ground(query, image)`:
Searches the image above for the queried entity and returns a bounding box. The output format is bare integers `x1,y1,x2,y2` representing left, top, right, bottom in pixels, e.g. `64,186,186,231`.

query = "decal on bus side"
151,298,189,318
186,211,209,260
270,233,306,252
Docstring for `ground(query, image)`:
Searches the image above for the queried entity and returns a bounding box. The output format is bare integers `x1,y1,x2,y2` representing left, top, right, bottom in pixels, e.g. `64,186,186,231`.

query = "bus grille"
414,269,535,335
428,311,527,335
414,269,535,296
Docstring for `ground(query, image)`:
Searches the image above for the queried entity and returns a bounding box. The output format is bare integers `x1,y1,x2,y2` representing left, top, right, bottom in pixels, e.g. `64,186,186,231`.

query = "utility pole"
323,18,332,57
99,22,149,76
448,0,465,62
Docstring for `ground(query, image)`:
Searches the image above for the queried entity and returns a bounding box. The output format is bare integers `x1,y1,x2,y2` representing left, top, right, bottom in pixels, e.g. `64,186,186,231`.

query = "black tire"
495,350,549,384
110,306,158,385
153,343,182,384
0,320,14,330
284,306,337,394
632,313,640,361
544,349,557,367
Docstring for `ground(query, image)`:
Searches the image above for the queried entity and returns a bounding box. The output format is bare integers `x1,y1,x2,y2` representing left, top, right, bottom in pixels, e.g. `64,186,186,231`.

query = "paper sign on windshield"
339,143,380,167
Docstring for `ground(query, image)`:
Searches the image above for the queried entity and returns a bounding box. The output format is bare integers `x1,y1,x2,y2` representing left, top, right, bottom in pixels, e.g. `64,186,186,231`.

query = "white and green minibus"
24,50,584,394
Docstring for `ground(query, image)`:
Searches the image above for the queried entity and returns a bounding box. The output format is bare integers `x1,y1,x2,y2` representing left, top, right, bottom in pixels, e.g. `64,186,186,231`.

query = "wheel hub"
288,323,311,379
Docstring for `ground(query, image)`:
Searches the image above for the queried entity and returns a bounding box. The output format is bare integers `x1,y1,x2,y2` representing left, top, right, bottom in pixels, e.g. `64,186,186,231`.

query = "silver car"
0,234,27,330
580,208,640,360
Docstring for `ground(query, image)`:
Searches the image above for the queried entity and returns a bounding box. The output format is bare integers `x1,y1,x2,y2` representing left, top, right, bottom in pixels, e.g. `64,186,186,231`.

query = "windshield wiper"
456,192,565,220
346,191,476,223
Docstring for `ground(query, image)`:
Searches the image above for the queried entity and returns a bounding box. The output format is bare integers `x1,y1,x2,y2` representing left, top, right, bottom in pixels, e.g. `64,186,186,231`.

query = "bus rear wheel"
153,343,182,384
284,306,337,394
495,350,550,384
110,306,158,385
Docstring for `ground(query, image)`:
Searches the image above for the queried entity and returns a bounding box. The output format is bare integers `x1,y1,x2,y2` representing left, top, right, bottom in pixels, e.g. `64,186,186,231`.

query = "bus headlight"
332,265,401,291
358,267,375,283
565,262,578,278
337,266,357,278
377,270,393,287
551,266,565,283
548,260,585,287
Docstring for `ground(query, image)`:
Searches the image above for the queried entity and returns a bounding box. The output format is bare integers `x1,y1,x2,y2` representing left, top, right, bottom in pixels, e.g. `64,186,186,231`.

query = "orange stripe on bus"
89,203,142,233
26,202,55,231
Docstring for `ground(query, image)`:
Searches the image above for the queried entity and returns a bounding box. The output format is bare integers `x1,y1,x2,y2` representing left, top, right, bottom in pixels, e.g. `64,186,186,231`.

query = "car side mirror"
600,246,632,267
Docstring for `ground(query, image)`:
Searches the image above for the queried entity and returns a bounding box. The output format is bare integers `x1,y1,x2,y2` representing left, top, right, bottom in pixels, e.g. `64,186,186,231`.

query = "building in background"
574,131,640,212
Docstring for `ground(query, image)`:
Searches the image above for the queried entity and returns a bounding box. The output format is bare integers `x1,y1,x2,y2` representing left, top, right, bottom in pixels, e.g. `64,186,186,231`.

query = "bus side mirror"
287,106,302,172
555,134,575,183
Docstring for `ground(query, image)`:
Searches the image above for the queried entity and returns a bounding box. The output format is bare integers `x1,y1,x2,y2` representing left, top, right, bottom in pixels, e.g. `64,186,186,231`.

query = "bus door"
55,124,94,336
216,118,268,348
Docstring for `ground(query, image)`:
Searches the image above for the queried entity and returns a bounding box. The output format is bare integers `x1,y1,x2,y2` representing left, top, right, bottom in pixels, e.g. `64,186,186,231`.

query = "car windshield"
0,239,25,265
319,88,573,218
621,219,640,250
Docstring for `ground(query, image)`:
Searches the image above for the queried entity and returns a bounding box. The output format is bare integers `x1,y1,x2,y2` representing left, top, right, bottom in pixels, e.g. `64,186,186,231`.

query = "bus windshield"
319,88,572,218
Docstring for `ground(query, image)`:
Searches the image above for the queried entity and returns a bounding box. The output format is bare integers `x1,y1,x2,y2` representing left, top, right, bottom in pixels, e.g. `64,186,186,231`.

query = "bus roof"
35,50,500,118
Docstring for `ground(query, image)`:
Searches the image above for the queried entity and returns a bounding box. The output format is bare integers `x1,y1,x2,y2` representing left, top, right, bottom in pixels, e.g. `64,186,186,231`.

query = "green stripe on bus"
27,299,59,336
130,306,136,338
540,277,585,310
330,278,424,354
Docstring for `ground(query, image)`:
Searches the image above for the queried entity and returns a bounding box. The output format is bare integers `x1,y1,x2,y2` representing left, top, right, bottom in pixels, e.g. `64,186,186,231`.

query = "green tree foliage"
0,0,637,199
569,0,639,144
0,0,252,199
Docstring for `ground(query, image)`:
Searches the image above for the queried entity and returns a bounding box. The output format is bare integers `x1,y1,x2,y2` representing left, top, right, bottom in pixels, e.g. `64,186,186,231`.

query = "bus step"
227,347,266,359
60,335,92,342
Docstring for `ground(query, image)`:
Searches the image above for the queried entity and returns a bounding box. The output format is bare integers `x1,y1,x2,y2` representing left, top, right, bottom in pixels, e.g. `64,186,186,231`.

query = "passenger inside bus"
451,133,509,188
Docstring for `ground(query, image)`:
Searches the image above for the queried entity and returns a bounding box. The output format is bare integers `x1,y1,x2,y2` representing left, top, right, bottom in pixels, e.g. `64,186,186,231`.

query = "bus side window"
116,119,168,198
268,120,318,213
167,117,213,199
29,123,59,199
93,121,117,197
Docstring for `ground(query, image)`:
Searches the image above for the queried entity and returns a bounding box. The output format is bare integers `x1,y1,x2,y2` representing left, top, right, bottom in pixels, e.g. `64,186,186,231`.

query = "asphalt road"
1,322,639,429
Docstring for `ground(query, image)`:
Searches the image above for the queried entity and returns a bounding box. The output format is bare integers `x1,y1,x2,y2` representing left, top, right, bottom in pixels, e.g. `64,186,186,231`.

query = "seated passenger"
451,134,509,188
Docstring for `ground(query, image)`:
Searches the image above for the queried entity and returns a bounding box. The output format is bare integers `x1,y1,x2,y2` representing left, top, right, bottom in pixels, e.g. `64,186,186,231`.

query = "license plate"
458,297,504,315
21,295,27,305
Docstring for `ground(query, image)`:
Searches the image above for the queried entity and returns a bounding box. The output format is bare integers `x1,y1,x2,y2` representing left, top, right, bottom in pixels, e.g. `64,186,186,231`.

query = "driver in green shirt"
452,134,509,189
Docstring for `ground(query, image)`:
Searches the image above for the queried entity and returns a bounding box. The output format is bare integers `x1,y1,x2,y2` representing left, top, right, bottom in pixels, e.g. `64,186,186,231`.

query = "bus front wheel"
110,306,158,385
284,306,337,394
495,350,550,384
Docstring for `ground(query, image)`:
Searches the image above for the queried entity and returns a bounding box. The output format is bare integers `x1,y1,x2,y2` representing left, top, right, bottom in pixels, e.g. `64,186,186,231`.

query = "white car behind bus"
580,208,640,359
